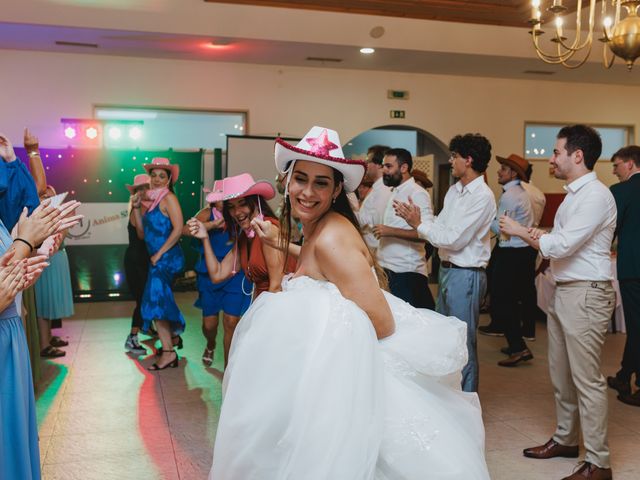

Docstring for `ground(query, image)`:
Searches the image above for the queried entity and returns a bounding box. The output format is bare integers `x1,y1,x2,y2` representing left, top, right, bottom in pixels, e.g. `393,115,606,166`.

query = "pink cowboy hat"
143,157,180,184
125,173,150,194
211,173,275,202
274,126,366,192
204,179,225,204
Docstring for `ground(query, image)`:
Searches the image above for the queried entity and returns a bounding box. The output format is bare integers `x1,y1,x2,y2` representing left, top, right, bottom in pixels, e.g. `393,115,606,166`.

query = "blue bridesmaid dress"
0,221,40,480
140,207,185,334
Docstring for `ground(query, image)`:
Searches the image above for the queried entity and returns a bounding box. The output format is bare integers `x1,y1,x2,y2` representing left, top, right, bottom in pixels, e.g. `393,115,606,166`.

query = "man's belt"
441,261,485,272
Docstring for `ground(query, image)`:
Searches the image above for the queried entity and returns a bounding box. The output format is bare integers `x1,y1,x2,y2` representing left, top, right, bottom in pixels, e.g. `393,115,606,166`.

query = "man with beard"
373,147,435,309
393,134,496,392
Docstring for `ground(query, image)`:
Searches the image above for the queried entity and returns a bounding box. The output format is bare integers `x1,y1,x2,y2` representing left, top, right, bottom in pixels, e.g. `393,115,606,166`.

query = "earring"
332,197,337,204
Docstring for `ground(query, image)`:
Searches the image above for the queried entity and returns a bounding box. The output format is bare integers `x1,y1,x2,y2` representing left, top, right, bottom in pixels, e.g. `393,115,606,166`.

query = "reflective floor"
36,293,640,480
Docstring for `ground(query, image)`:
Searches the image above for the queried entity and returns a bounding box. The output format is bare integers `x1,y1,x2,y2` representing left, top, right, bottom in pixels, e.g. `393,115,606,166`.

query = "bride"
193,126,489,479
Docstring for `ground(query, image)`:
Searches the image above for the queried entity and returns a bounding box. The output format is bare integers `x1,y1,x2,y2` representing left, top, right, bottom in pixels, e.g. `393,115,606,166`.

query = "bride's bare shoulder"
315,213,362,252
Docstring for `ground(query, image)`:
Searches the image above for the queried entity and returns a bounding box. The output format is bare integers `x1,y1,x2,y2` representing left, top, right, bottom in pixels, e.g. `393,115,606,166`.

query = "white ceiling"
2,0,639,85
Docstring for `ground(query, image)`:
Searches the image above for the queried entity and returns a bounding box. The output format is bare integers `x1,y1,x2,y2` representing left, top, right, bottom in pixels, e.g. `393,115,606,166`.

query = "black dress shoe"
618,389,640,407
607,376,631,396
478,325,504,337
498,349,533,367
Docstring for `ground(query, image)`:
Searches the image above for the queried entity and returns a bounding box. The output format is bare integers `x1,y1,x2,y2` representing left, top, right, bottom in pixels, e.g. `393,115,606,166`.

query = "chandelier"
529,1,640,70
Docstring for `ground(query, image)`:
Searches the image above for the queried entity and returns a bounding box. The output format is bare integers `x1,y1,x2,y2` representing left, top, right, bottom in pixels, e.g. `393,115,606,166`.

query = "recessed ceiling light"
360,47,375,55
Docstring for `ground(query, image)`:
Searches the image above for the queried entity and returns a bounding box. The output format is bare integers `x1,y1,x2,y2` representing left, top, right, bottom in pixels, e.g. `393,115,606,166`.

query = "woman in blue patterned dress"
131,157,185,371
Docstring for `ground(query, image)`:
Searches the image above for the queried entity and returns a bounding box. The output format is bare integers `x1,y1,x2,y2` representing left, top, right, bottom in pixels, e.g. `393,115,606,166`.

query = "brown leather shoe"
523,438,579,459
607,375,631,396
498,348,533,367
561,462,612,480
618,389,640,407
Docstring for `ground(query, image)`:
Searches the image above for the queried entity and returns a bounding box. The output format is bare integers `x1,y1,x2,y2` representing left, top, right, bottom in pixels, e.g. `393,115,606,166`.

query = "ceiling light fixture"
360,47,375,54
529,0,640,70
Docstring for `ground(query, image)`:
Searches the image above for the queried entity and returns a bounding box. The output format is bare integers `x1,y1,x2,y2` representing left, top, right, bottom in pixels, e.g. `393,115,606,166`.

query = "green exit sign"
388,90,409,100
390,110,405,119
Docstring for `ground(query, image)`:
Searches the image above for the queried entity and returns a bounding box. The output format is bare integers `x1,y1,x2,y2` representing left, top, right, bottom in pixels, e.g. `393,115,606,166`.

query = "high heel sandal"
202,347,214,366
155,335,183,356
148,350,179,371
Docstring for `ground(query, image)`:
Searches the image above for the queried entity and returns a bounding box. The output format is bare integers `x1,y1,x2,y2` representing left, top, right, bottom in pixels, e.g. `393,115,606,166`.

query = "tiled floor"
35,293,640,480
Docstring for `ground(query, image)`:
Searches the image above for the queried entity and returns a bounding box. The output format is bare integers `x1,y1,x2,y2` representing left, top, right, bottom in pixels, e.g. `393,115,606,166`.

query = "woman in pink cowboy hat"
182,180,252,367
123,173,151,356
209,127,489,479
187,173,296,341
131,157,185,370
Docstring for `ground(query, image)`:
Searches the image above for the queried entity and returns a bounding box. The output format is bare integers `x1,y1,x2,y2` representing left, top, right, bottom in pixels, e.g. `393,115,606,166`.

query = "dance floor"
36,293,640,480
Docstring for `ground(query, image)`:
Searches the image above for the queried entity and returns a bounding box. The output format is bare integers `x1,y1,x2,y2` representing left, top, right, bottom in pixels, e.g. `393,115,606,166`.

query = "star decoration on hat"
306,129,338,156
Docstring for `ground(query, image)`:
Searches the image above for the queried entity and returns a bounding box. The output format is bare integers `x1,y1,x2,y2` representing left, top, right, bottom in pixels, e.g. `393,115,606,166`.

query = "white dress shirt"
378,177,433,276
539,172,616,282
521,180,546,227
490,180,534,248
356,177,392,251
417,175,496,268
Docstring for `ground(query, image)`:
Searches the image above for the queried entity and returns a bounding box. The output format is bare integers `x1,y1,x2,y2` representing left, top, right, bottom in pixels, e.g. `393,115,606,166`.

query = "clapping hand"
131,192,143,210
0,133,16,162
393,198,421,228
56,200,83,232
0,251,27,311
187,217,208,240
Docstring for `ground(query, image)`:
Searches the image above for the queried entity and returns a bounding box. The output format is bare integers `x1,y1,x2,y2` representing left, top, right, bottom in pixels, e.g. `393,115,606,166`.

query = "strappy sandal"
202,347,214,366
148,350,178,371
40,345,66,358
155,335,184,356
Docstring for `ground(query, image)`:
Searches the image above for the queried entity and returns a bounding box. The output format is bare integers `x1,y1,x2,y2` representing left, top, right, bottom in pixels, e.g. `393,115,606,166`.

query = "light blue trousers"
436,266,487,392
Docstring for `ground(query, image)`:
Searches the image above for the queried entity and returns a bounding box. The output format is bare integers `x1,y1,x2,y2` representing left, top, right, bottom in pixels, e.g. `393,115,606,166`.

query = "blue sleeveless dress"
0,221,40,480
193,211,251,317
140,207,185,334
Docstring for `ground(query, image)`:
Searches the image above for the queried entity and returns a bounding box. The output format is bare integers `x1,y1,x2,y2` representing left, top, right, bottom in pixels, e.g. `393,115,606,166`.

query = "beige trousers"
548,281,615,469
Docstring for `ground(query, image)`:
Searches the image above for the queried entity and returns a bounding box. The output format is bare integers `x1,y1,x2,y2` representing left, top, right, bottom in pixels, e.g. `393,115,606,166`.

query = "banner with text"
66,202,129,245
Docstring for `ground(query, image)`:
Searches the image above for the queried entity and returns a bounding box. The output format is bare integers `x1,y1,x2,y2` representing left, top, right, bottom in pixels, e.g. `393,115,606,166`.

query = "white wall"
0,48,632,195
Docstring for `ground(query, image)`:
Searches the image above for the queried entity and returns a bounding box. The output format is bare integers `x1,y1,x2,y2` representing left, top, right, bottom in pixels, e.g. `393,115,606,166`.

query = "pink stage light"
85,127,99,139
64,127,77,139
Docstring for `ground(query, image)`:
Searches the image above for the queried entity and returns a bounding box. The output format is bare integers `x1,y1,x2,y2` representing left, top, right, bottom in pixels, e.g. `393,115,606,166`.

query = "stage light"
64,127,77,139
86,127,98,139
108,126,122,140
129,126,142,140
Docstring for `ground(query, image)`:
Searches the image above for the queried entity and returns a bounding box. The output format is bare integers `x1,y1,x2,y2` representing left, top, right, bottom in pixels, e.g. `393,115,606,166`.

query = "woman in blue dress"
131,157,185,371
184,186,252,367
0,202,75,480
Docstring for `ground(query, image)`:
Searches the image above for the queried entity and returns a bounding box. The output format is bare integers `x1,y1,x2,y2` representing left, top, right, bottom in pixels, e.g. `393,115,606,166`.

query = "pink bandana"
142,187,169,212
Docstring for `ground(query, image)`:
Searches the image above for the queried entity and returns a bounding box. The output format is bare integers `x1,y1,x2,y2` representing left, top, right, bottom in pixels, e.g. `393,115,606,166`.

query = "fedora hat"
143,157,180,184
496,154,529,181
209,173,275,203
274,126,366,192
125,173,150,194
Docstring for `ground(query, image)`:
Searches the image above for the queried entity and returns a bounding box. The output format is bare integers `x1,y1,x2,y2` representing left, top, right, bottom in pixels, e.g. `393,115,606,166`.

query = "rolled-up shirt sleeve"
538,191,611,259
417,193,494,250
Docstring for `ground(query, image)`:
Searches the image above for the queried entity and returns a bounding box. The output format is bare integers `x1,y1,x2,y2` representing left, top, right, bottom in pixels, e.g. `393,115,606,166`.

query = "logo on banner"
66,203,130,245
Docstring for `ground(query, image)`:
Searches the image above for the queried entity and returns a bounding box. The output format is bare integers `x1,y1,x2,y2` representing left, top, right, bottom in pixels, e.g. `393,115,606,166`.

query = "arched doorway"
343,125,451,212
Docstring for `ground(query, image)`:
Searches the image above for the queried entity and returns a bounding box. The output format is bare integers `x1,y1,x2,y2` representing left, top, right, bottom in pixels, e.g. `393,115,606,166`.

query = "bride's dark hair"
279,164,388,290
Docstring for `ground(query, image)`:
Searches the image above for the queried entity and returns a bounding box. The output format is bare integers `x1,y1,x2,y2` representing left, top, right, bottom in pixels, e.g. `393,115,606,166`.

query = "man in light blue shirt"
489,154,536,367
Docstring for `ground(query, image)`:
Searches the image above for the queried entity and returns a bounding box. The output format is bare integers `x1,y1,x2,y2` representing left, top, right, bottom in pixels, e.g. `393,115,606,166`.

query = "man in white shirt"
500,125,616,480
393,134,496,392
521,164,546,228
355,145,391,253
373,148,435,309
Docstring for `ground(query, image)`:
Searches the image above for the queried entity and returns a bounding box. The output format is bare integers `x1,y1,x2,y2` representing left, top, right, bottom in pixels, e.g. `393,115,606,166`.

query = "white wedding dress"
210,274,490,480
